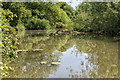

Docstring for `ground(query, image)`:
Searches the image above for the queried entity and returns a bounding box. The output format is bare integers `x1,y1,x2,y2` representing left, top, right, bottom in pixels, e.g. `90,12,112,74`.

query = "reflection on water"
49,45,98,78
6,30,118,78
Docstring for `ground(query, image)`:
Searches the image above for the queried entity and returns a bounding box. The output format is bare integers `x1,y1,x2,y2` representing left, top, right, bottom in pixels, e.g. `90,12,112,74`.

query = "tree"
74,2,120,35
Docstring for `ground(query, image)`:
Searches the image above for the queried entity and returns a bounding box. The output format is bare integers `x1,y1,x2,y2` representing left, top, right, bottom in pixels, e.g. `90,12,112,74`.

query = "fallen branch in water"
40,61,61,65
16,49,43,52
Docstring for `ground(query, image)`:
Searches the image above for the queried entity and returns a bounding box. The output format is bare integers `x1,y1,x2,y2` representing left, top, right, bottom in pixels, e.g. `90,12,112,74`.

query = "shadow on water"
5,30,118,78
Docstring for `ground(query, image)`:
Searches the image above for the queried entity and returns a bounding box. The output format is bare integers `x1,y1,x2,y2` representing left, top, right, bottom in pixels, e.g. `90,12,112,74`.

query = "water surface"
7,30,118,78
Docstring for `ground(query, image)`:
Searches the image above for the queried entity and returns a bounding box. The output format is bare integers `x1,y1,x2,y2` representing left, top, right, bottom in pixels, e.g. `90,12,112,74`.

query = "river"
6,30,118,78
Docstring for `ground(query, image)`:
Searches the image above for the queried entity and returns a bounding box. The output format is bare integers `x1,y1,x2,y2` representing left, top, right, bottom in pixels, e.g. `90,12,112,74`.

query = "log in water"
16,49,43,52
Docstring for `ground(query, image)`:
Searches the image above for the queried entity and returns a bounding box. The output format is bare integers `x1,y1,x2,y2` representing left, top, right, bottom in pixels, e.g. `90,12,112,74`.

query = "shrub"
25,16,51,30
16,20,26,31
1,8,18,77
56,22,66,28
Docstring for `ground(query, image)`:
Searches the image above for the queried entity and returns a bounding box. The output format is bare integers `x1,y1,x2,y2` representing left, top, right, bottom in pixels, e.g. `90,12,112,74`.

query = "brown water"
6,30,118,78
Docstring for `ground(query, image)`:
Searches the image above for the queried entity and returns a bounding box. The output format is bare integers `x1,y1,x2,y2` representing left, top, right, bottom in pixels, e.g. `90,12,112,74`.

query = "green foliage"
16,20,26,31
2,2,120,35
74,2,120,35
56,2,75,19
1,2,119,77
1,9,18,77
2,26,18,57
2,2,30,26
2,2,73,31
25,16,51,30
56,22,66,28
2,9,18,58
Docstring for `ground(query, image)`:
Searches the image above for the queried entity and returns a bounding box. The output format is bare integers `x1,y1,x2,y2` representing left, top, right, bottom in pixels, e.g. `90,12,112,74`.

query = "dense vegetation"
1,8,19,76
2,2,120,35
1,2,120,77
74,2,120,35
2,2,74,31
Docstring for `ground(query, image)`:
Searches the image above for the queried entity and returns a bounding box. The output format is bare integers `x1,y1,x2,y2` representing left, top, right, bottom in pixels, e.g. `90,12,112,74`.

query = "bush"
56,22,66,28
1,8,18,77
25,16,51,30
16,20,26,31
1,25,18,58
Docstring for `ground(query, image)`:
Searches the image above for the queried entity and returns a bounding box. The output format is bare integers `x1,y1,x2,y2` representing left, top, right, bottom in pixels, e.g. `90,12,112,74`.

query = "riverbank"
22,29,120,37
